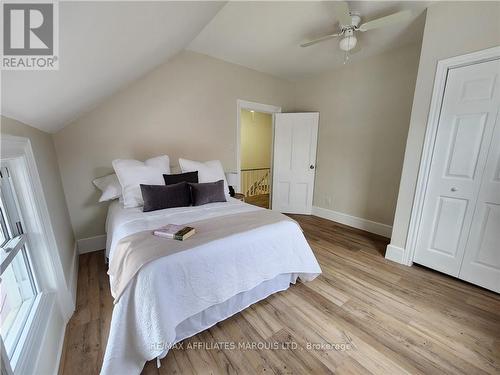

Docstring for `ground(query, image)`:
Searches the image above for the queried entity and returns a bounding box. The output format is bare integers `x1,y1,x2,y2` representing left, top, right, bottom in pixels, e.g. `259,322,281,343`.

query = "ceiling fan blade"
333,1,352,27
358,10,412,32
300,33,340,47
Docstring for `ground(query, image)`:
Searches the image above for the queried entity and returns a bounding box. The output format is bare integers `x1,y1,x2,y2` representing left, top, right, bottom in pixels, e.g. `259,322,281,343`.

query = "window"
0,166,40,373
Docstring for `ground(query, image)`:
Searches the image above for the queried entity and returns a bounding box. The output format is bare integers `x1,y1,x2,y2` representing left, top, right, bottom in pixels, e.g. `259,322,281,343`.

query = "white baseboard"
77,234,106,254
385,244,405,264
312,206,392,238
68,243,79,308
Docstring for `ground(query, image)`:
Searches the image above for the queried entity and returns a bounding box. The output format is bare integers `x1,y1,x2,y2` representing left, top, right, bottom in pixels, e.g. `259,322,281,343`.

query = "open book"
153,224,195,241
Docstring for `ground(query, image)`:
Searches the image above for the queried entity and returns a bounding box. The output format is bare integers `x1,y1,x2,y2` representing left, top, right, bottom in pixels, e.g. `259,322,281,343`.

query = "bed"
101,198,322,374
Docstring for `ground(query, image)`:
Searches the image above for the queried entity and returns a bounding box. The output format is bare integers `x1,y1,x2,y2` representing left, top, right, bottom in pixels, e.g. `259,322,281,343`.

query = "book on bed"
153,224,195,240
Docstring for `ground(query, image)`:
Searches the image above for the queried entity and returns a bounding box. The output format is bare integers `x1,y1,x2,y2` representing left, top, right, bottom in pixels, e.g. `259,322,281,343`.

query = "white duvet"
101,199,321,374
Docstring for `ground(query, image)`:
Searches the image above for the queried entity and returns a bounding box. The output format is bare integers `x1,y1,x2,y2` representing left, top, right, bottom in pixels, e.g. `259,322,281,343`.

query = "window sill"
12,292,56,375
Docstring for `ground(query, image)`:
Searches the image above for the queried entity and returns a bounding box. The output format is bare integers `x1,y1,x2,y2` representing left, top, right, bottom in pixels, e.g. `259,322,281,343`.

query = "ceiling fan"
300,2,413,63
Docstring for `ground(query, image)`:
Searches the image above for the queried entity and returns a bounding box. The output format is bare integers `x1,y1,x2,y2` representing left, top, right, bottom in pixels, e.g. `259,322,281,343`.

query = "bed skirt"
168,273,298,351
102,273,299,374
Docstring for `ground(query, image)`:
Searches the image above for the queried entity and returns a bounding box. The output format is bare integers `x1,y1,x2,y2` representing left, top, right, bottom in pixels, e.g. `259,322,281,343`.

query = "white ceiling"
188,1,427,80
1,1,225,133
1,1,427,134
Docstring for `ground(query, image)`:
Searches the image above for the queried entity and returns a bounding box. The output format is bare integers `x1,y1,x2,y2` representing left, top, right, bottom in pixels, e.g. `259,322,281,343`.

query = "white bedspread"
101,199,321,374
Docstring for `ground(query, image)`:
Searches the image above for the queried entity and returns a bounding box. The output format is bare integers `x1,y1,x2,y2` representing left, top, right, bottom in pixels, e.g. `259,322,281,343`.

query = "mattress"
105,198,258,259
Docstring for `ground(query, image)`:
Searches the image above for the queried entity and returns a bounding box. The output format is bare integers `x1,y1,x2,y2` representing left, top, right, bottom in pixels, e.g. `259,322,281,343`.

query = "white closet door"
459,110,500,292
272,113,318,214
414,59,500,277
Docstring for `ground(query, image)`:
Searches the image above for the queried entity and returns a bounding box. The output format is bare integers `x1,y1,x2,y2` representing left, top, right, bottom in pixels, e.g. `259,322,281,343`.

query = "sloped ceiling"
1,1,226,133
188,1,427,81
1,1,427,134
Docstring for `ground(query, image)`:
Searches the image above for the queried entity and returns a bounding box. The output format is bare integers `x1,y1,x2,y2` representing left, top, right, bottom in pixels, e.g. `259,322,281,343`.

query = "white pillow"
112,155,170,208
93,174,122,202
179,158,229,199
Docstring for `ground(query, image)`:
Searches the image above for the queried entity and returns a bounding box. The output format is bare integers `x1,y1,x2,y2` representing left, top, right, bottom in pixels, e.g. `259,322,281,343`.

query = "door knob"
310,165,315,170
451,187,458,192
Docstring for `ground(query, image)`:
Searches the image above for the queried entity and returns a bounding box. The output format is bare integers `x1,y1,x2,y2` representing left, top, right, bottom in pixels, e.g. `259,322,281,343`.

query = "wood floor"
245,194,269,209
59,215,500,375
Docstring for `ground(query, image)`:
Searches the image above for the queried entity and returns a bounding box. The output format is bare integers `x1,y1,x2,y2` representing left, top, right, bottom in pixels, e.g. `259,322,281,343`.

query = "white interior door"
414,59,500,277
459,110,500,292
272,113,318,214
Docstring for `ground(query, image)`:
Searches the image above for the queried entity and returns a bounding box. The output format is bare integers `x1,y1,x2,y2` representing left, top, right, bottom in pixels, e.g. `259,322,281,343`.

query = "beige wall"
390,2,500,249
0,116,75,285
53,50,294,239
54,42,425,240
240,109,272,170
293,42,422,226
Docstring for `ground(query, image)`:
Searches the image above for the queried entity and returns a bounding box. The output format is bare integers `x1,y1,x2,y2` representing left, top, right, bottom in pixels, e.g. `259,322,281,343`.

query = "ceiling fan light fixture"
339,34,357,52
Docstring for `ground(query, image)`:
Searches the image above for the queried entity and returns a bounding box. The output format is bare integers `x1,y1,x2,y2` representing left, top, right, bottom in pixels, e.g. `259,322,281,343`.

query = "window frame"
0,206,11,247
0,135,74,375
0,166,39,292
1,339,13,375
0,166,41,367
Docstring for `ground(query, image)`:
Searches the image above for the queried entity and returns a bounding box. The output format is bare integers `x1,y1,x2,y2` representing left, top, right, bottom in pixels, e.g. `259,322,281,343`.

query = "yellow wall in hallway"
240,109,272,170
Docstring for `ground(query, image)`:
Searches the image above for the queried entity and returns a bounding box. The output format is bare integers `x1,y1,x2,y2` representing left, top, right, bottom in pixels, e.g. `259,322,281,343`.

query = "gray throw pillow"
163,171,198,185
189,180,227,206
140,181,191,212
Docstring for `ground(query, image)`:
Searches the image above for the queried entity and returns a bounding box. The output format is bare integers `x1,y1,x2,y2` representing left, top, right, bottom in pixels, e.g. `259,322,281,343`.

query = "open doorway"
236,100,281,209
240,109,272,208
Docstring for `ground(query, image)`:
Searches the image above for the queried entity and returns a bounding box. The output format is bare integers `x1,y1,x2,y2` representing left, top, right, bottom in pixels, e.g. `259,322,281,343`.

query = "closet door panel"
459,111,500,293
414,59,500,277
